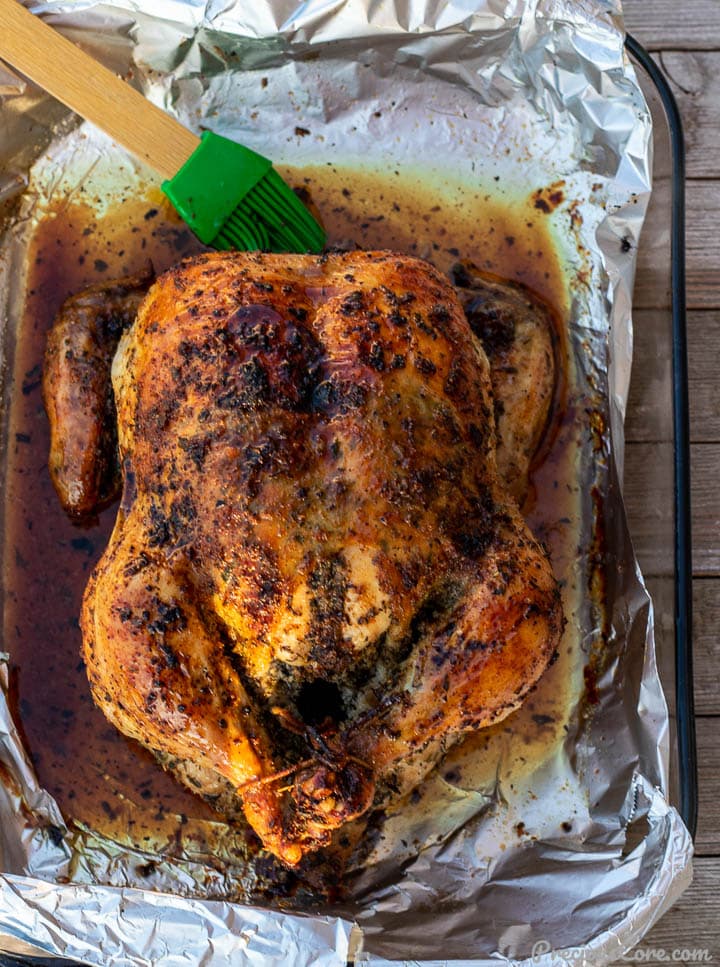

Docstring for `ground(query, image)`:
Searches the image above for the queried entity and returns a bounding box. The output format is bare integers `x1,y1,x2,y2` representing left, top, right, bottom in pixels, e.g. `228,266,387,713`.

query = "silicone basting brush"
0,0,326,253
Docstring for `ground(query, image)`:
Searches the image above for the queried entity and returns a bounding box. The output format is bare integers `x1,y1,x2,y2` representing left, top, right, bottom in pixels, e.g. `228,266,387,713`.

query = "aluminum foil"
0,0,693,963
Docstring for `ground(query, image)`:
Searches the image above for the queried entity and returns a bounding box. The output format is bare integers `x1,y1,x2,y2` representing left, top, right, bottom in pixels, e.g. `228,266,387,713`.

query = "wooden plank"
634,182,720,311
623,0,720,51
623,443,720,576
686,311,720,443
654,51,720,180
626,309,720,444
687,444,720,576
695,717,720,854
690,580,720,716
617,857,720,962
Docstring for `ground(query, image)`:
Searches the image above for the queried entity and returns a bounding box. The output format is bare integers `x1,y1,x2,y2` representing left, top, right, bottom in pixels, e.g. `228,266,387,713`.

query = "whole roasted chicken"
43,250,563,867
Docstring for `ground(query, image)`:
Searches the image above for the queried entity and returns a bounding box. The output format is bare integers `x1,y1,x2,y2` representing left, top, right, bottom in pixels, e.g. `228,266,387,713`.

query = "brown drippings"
4,191,214,847
532,180,567,215
3,166,574,862
287,165,567,313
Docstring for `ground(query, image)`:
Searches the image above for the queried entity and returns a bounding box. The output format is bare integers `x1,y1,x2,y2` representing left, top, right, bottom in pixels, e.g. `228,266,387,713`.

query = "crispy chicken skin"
44,263,557,522
44,251,563,866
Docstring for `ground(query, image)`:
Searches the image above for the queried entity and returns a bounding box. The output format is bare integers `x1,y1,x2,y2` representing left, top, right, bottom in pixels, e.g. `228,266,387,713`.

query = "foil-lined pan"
0,0,693,962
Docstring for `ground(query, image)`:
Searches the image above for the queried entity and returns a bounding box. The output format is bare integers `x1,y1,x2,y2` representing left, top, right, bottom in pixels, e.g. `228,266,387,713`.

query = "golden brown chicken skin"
46,251,563,866
44,263,558,522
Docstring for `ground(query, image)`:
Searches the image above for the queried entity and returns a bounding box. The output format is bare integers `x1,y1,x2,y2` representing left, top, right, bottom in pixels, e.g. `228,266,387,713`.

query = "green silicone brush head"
162,130,326,254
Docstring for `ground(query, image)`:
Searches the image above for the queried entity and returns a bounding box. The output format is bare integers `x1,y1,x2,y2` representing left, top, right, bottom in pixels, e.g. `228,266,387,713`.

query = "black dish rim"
625,33,698,840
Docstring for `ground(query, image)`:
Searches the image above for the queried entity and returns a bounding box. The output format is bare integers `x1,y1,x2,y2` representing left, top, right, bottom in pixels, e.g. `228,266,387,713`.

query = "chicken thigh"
44,251,563,866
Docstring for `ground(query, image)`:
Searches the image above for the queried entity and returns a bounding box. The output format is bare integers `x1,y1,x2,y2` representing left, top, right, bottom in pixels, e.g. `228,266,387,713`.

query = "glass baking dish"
623,35,696,839
0,32,696,967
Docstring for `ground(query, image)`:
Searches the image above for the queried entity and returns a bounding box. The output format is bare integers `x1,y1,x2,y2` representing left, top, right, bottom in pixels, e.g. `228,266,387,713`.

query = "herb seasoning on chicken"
43,250,563,867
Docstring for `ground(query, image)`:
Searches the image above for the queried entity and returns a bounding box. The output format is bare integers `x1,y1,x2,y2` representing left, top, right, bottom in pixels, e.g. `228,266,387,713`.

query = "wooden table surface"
621,0,720,958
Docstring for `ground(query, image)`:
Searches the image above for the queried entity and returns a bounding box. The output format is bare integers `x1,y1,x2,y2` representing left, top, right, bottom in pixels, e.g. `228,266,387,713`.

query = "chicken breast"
45,251,564,866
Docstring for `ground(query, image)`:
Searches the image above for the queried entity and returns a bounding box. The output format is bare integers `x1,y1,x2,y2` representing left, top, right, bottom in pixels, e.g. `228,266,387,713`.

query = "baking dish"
0,7,696,960
623,34,696,838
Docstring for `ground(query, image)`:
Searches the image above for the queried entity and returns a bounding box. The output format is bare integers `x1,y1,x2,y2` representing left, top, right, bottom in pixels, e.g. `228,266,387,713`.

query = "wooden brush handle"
0,0,199,179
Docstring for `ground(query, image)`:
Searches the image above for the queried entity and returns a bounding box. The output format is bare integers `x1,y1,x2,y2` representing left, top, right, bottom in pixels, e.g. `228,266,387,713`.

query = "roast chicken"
43,250,563,867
